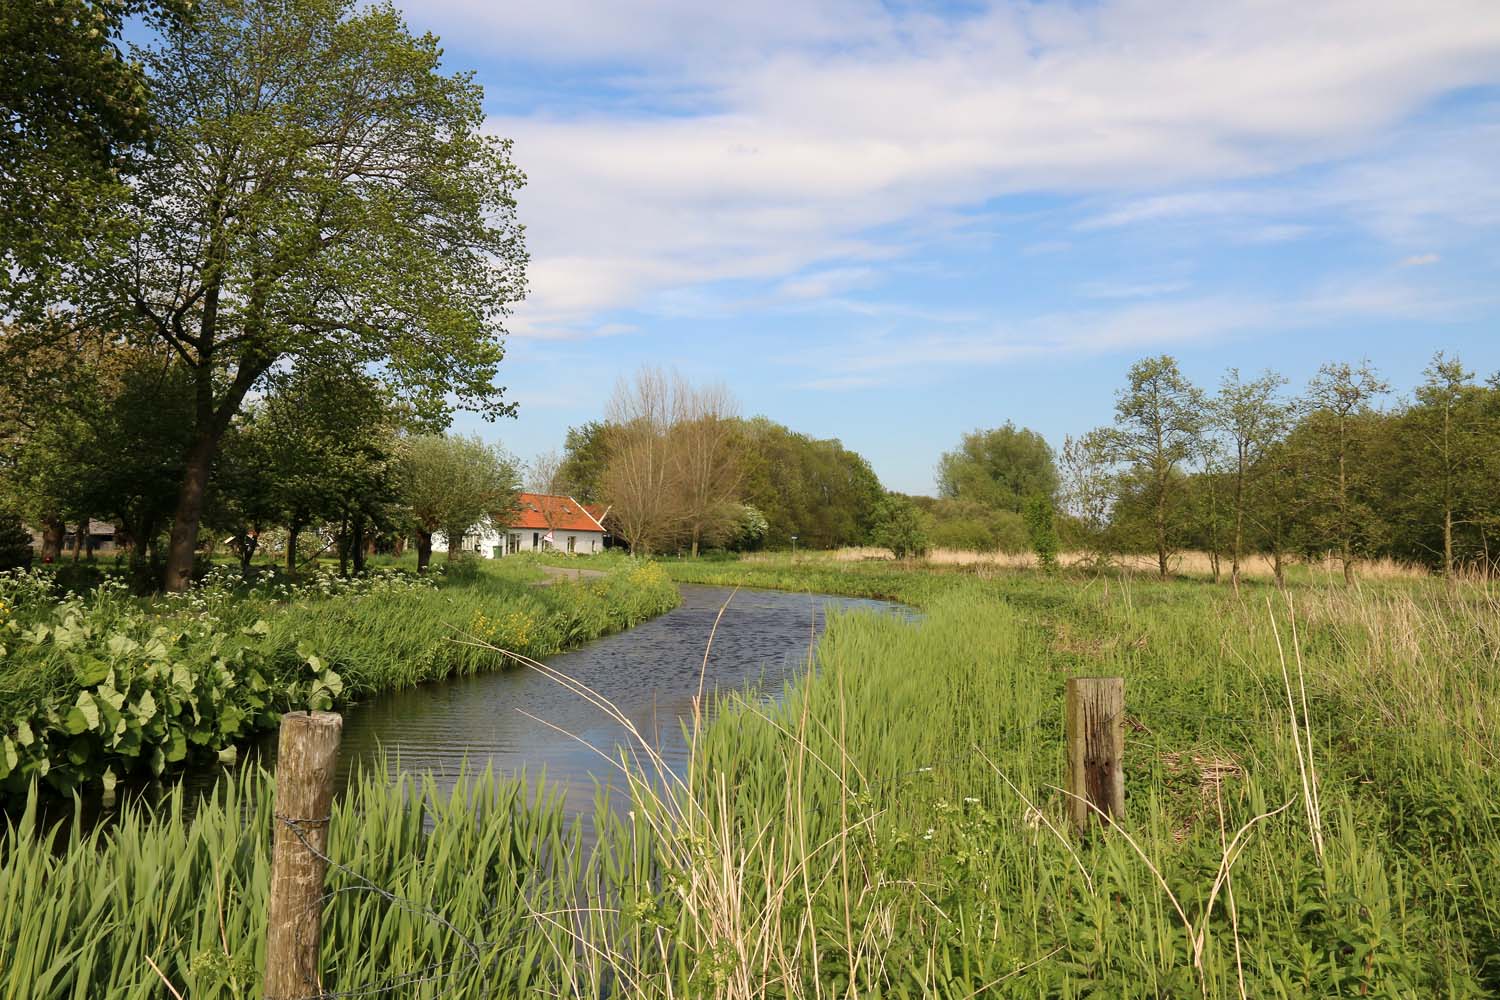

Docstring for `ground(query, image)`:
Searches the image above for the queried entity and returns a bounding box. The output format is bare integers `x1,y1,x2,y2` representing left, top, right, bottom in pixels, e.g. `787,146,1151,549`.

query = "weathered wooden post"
264,711,343,1000
1065,677,1124,832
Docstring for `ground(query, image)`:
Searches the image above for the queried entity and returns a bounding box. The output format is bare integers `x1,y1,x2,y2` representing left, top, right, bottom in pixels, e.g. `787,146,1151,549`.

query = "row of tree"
0,332,520,580
876,351,1497,583
1060,353,1498,581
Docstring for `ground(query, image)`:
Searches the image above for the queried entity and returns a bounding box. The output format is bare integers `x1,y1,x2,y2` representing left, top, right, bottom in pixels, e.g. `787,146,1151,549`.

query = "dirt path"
533,564,608,586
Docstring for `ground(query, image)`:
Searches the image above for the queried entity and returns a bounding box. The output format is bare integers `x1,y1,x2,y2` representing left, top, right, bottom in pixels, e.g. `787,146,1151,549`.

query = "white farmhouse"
433,492,609,558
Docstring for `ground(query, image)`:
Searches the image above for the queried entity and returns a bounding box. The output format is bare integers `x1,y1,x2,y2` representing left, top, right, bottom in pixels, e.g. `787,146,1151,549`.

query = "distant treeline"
549,368,883,556
4,341,1493,583
926,353,1500,582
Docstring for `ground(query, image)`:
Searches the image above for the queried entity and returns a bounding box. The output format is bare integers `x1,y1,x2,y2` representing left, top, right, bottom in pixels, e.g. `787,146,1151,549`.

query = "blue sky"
409,0,1500,494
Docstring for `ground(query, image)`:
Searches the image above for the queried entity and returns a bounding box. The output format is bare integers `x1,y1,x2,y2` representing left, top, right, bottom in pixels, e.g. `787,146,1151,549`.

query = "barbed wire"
277,812,496,1000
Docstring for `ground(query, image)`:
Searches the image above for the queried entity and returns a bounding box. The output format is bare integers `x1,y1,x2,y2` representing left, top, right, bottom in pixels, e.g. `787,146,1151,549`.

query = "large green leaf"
73,657,110,687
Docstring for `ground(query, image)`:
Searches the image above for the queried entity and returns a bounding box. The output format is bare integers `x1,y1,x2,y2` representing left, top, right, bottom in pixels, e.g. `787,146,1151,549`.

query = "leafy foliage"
1023,493,1058,570
871,493,928,559
935,422,1059,513
0,559,678,800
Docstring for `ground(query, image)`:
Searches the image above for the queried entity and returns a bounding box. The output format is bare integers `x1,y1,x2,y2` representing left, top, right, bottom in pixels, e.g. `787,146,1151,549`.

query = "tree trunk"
239,532,258,575
1273,548,1285,588
40,517,64,562
1156,509,1169,579
130,513,156,574
164,430,221,592
351,516,366,575
416,529,432,573
337,512,350,577
286,524,301,574
1444,507,1454,579
72,521,84,562
691,525,700,559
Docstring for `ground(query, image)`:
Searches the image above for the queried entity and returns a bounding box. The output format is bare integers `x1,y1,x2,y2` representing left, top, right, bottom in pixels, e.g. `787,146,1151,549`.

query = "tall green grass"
5,562,1499,996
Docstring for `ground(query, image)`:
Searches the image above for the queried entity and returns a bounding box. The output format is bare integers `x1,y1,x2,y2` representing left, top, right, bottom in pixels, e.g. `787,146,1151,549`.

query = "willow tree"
671,380,742,558
82,0,526,590
601,368,680,556
399,434,519,572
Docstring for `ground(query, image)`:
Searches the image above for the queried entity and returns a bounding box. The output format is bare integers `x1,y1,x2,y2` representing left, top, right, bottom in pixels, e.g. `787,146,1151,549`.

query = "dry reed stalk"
1267,595,1324,861
806,547,1428,580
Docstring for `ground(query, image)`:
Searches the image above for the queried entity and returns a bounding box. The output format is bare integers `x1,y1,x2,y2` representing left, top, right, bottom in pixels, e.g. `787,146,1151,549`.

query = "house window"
567,536,576,554
508,533,520,554
532,531,540,549
590,539,597,553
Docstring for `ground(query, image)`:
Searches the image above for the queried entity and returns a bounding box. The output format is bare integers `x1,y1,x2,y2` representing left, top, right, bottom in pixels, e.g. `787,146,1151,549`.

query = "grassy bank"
0,558,679,799
6,558,1500,996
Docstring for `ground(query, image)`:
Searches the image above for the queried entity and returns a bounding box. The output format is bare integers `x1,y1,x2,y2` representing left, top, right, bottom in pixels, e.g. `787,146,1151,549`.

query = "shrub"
1023,494,1058,570
871,494,928,559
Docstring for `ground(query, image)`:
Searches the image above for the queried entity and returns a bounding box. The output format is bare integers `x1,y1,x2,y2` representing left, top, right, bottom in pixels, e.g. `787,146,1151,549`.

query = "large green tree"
1402,353,1489,577
216,365,401,573
0,0,186,311
871,494,928,560
1109,355,1205,579
399,434,519,572
935,423,1058,513
738,418,883,549
557,421,613,504
75,0,525,590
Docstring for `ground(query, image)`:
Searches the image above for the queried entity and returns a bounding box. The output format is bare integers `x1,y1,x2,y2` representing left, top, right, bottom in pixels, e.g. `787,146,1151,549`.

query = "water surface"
323,584,912,815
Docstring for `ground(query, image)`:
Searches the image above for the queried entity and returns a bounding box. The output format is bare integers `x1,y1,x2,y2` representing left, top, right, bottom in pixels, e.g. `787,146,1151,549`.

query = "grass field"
4,554,1498,997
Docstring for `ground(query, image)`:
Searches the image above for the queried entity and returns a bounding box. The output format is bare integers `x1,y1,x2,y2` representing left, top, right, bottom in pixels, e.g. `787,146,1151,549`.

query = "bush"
921,500,1027,553
871,494,928,559
1023,494,1058,570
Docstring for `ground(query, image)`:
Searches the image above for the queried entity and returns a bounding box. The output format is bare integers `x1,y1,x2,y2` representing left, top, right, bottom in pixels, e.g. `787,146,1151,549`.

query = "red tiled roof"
506,493,606,532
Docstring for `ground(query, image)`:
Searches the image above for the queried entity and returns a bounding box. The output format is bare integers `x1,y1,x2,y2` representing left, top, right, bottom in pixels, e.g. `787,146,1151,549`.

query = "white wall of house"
432,521,606,558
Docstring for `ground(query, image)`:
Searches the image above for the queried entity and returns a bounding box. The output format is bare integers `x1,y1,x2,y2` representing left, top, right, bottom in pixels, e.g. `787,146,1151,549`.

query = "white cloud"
416,0,1500,337
1399,253,1441,267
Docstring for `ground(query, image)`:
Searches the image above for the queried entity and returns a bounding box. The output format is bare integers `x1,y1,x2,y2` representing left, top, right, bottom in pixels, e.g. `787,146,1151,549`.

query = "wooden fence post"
1065,677,1124,832
264,711,343,1000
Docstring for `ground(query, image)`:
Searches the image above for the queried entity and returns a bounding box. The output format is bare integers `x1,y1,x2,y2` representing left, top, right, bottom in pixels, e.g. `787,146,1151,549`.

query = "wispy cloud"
430,0,1500,332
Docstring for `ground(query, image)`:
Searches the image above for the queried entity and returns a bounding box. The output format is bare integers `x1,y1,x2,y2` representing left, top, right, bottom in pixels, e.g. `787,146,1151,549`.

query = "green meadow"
5,556,1499,997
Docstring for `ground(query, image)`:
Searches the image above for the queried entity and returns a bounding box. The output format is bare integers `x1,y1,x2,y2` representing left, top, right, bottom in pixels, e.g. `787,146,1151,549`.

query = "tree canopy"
60,0,526,590
935,423,1058,513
